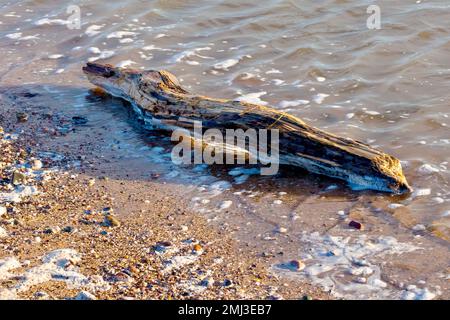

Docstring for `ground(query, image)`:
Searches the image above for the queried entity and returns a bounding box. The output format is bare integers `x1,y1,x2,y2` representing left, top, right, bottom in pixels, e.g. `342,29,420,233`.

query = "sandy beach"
0,94,330,300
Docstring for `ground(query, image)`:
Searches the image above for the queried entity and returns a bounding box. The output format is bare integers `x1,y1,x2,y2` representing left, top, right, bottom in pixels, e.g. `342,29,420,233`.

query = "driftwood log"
83,62,411,194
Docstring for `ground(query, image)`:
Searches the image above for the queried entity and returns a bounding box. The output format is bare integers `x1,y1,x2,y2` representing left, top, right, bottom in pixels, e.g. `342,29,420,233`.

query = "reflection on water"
0,0,449,299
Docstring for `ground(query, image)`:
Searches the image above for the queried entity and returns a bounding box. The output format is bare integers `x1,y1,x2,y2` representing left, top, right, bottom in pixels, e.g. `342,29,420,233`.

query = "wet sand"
0,94,330,300
1,86,448,300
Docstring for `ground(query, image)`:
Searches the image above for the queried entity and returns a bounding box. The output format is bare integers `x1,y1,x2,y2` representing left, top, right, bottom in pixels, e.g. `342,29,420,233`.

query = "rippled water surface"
1,0,449,299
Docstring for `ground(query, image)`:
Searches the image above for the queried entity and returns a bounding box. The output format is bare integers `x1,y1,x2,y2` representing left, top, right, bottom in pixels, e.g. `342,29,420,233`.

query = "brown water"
0,0,449,299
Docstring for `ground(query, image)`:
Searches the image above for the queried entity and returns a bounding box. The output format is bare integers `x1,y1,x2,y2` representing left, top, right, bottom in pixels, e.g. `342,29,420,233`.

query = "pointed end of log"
373,154,412,194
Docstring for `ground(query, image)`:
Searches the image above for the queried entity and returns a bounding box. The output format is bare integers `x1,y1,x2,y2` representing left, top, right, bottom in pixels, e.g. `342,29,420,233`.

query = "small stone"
349,220,364,230
157,241,172,247
302,295,312,300
74,291,96,300
222,279,233,287
289,259,305,271
12,171,26,185
104,215,121,227
62,226,75,233
261,252,274,258
16,112,29,122
199,277,214,288
111,271,133,283
71,116,88,125
276,226,288,234
355,277,367,284
193,244,203,253
412,224,426,231
31,159,43,170
44,226,60,234
180,225,188,231
34,291,50,299
88,178,96,186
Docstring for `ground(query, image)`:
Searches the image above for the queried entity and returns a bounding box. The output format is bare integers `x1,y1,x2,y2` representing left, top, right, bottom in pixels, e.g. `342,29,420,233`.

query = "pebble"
219,200,232,210
200,277,214,288
16,112,29,122
412,224,426,231
31,159,43,170
34,291,50,299
289,259,305,271
349,220,364,230
104,215,121,227
345,113,355,120
276,226,288,234
74,291,97,300
12,171,26,185
112,271,133,283
222,279,233,287
62,226,75,233
157,241,172,247
71,116,88,125
355,277,367,284
88,178,96,187
44,226,60,234
193,244,203,254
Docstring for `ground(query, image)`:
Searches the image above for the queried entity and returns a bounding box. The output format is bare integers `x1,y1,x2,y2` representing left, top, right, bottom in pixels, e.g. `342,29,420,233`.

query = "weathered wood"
83,62,412,194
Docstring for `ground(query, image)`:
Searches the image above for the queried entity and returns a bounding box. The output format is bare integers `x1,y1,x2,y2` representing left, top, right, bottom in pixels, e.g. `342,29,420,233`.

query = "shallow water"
0,0,449,299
